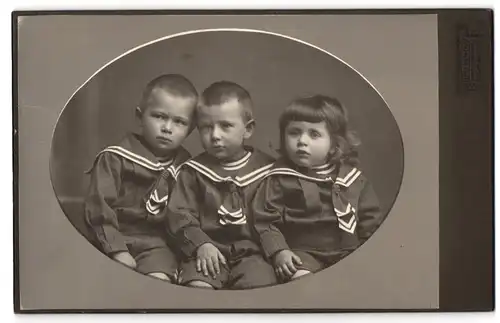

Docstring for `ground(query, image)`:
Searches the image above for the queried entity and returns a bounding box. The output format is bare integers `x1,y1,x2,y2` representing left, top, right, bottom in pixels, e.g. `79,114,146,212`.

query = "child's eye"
174,119,188,126
153,113,168,120
220,123,233,129
310,130,321,138
287,129,300,136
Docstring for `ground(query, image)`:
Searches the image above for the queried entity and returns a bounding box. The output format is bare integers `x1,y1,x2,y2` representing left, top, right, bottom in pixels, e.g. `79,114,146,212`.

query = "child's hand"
112,251,137,269
273,249,302,280
196,243,227,278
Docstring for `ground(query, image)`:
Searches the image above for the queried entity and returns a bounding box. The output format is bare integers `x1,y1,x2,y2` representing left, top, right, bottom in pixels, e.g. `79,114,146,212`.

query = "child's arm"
165,168,216,258
251,177,290,259
356,179,383,243
252,177,303,279
84,153,129,258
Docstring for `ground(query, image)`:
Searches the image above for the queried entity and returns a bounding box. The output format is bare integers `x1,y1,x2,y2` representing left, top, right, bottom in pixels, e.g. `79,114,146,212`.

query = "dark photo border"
12,8,494,313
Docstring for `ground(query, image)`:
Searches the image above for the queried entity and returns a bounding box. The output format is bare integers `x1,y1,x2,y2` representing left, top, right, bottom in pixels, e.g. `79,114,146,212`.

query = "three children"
84,74,384,289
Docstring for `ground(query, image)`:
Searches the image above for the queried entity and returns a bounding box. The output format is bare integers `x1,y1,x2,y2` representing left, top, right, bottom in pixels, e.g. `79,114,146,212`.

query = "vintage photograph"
49,29,404,290
17,10,493,312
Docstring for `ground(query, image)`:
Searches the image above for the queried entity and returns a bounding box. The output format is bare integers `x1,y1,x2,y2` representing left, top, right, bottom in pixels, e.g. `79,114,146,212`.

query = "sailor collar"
183,148,274,187
264,158,362,188
86,133,189,179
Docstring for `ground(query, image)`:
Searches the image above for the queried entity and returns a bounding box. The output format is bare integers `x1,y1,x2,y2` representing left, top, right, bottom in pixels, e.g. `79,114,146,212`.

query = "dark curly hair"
279,95,360,166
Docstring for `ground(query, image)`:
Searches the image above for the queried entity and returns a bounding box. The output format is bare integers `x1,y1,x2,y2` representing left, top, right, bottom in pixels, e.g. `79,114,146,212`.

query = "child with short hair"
252,95,383,282
84,74,198,282
165,81,277,290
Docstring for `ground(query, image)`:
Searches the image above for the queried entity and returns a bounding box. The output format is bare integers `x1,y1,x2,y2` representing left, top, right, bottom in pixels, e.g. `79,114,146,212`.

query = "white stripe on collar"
185,160,273,187
264,166,362,187
312,163,331,170
101,146,164,169
220,151,252,170
315,163,336,175
265,167,332,183
222,159,250,171
96,146,182,178
218,206,243,217
336,168,361,187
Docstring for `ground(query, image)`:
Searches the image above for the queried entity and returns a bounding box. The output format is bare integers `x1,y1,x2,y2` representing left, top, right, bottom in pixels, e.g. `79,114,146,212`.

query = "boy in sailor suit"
165,81,277,289
251,95,383,282
84,74,198,282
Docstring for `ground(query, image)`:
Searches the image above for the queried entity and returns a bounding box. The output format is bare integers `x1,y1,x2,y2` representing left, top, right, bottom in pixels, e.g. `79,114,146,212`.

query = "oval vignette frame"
49,28,405,291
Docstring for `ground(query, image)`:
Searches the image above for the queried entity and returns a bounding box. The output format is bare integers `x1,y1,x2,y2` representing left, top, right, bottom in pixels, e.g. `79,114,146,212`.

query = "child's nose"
297,134,308,145
162,120,173,133
211,126,222,139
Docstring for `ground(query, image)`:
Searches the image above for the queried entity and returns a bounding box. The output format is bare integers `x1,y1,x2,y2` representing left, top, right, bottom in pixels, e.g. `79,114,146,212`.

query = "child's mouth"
156,137,172,144
296,150,310,156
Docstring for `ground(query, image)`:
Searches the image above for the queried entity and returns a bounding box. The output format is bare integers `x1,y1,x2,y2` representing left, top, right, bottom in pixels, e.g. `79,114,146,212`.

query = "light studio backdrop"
51,29,404,246
18,14,438,310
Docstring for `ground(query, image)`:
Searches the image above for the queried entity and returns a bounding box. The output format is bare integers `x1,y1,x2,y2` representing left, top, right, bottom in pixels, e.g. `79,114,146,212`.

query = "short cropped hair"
198,81,254,122
279,94,360,166
138,74,198,112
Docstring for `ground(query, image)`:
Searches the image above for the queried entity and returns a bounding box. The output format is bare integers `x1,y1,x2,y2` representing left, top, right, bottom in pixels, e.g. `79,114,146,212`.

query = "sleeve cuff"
95,225,128,255
179,227,215,257
260,230,290,259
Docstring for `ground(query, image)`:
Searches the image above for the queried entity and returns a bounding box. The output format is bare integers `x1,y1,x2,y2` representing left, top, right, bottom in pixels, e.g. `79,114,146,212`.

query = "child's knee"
291,269,312,280
147,272,171,282
230,255,278,289
186,280,215,289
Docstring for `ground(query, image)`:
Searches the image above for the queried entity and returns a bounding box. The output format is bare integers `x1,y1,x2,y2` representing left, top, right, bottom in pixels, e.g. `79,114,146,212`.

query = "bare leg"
147,272,171,282
187,280,215,289
291,269,312,280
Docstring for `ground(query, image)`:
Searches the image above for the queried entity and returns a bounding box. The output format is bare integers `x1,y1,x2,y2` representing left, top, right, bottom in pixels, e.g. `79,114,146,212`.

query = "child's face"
284,121,332,168
138,90,195,157
197,99,253,162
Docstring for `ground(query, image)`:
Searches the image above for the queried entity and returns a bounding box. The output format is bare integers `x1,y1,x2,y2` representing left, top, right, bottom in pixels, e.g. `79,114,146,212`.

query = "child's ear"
135,106,143,120
243,119,256,140
135,107,144,133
